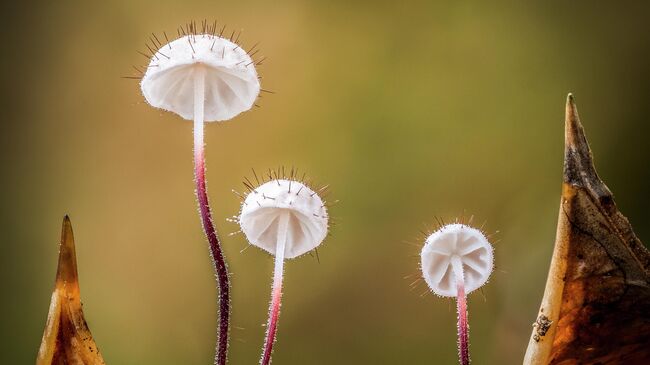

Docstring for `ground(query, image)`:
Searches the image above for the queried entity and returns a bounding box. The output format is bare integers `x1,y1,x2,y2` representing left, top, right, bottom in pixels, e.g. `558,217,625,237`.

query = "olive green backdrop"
1,0,649,364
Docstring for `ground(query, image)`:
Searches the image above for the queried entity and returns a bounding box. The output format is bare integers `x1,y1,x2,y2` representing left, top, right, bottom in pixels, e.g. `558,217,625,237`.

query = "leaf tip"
37,216,106,365
564,93,582,146
562,93,598,187
55,215,79,294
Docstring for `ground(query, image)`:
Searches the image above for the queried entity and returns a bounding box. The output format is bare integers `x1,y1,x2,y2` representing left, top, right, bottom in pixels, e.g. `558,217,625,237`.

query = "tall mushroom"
139,25,260,365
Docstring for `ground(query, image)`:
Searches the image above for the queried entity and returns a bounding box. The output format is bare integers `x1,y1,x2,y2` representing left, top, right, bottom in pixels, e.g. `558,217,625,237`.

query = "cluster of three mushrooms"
139,27,493,365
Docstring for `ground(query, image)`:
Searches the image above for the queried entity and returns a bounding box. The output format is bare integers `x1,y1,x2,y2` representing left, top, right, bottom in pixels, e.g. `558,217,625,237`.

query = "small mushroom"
239,177,329,365
420,223,494,365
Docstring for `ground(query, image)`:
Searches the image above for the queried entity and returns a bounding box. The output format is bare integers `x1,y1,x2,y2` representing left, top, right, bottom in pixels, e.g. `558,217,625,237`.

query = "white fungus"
140,34,260,122
420,223,494,297
137,28,262,365
239,179,329,259
239,177,330,365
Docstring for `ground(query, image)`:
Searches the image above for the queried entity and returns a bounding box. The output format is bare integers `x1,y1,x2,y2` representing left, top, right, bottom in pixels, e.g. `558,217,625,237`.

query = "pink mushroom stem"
451,256,469,365
193,67,231,365
456,280,469,365
260,212,290,365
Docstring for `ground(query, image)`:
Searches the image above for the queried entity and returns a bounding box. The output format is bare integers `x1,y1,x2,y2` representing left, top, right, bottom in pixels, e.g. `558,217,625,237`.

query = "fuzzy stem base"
260,212,289,365
456,281,469,365
452,256,469,365
194,66,230,365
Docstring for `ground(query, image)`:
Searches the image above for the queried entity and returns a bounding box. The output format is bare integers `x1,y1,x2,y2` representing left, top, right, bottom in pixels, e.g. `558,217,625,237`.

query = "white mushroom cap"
420,224,493,297
239,179,329,259
140,34,260,121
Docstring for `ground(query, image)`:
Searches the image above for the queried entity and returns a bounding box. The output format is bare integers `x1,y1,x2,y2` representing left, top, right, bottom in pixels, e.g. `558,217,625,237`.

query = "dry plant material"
36,216,105,365
523,95,650,364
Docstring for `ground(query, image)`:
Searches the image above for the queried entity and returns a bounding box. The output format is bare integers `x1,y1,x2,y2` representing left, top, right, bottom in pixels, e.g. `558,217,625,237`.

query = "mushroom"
420,223,494,365
139,25,261,365
239,176,329,365
141,33,260,122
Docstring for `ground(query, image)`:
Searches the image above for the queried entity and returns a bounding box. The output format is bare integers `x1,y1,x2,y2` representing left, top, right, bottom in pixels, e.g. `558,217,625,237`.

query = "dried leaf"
523,95,650,364
36,216,106,365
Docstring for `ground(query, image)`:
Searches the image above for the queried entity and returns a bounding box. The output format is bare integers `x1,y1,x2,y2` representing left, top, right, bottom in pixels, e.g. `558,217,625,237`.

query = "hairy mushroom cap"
239,179,329,259
140,34,260,121
421,224,494,297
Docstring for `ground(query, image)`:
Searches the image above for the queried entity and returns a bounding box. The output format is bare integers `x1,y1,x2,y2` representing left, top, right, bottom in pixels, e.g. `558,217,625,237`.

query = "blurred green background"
1,0,649,364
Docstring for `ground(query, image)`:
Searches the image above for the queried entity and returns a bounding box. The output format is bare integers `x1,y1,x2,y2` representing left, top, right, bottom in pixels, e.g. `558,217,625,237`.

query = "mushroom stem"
451,256,469,365
261,211,290,365
193,66,231,365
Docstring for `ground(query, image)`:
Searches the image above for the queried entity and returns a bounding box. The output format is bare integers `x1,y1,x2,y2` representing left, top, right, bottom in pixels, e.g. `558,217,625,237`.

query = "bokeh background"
2,1,649,364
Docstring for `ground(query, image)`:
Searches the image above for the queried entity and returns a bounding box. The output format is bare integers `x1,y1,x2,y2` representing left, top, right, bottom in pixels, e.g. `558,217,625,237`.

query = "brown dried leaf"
523,95,650,364
36,216,106,365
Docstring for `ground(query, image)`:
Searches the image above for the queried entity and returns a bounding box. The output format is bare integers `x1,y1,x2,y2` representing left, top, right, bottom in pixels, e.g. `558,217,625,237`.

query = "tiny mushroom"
420,223,494,365
239,175,329,365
